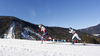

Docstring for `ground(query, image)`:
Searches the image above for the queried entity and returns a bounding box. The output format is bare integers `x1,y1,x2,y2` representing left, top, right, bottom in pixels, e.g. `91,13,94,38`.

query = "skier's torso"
69,29,76,34
41,26,47,33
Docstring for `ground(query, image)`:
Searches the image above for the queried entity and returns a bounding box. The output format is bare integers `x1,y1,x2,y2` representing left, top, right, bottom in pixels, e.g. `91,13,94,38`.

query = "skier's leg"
41,33,47,44
47,35,50,39
45,32,49,39
41,36,44,44
81,39,84,42
75,33,81,40
72,35,76,44
76,34,84,42
45,32,52,40
75,33,85,45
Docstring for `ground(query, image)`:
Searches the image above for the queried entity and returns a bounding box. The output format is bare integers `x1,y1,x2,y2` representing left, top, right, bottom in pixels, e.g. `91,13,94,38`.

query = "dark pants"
42,32,48,36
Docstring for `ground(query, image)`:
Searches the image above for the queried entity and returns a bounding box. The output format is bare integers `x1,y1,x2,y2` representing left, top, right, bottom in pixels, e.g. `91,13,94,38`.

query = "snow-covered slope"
21,27,42,39
0,39,100,56
6,22,15,39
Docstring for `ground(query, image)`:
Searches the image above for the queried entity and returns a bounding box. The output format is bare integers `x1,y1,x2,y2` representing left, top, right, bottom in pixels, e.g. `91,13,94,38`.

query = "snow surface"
0,39,100,56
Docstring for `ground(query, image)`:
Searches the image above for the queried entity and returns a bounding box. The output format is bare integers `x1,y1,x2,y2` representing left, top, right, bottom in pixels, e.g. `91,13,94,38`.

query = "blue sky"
0,0,100,29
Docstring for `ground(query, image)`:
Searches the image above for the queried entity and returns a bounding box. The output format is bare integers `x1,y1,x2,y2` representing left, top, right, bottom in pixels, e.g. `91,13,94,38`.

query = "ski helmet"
39,24,43,28
69,27,72,30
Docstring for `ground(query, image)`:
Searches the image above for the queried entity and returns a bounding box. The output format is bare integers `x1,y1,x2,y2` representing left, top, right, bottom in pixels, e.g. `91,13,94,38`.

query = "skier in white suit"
69,27,85,44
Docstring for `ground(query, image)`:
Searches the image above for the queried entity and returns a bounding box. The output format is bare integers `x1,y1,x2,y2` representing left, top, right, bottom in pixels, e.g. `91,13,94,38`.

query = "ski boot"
83,42,85,45
72,41,74,44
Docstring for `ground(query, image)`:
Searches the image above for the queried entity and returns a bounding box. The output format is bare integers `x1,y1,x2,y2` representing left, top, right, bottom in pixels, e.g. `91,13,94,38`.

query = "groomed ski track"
0,39,100,56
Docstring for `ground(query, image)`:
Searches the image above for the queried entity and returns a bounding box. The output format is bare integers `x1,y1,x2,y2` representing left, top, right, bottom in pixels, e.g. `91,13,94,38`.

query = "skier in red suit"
38,24,53,44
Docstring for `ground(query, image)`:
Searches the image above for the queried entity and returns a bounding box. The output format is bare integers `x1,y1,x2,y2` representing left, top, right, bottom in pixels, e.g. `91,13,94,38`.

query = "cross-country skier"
69,27,85,45
38,24,53,44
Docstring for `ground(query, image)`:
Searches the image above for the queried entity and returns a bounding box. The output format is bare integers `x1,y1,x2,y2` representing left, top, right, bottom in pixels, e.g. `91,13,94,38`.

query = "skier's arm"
39,30,41,32
44,30,46,33
69,31,71,33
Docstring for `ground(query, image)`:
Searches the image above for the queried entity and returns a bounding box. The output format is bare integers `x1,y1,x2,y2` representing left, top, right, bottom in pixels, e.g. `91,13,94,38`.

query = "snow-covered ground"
0,39,100,56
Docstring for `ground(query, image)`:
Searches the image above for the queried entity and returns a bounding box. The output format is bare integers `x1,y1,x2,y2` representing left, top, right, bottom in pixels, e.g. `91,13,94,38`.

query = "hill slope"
79,24,100,34
0,16,99,44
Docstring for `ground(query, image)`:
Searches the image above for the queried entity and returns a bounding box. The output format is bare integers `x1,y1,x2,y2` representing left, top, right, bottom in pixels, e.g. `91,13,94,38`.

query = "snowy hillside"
79,23,100,34
6,22,15,39
0,16,99,44
0,39,100,56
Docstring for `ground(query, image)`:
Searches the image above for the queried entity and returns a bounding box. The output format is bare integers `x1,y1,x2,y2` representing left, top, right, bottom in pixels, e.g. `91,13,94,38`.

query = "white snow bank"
0,39,100,56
